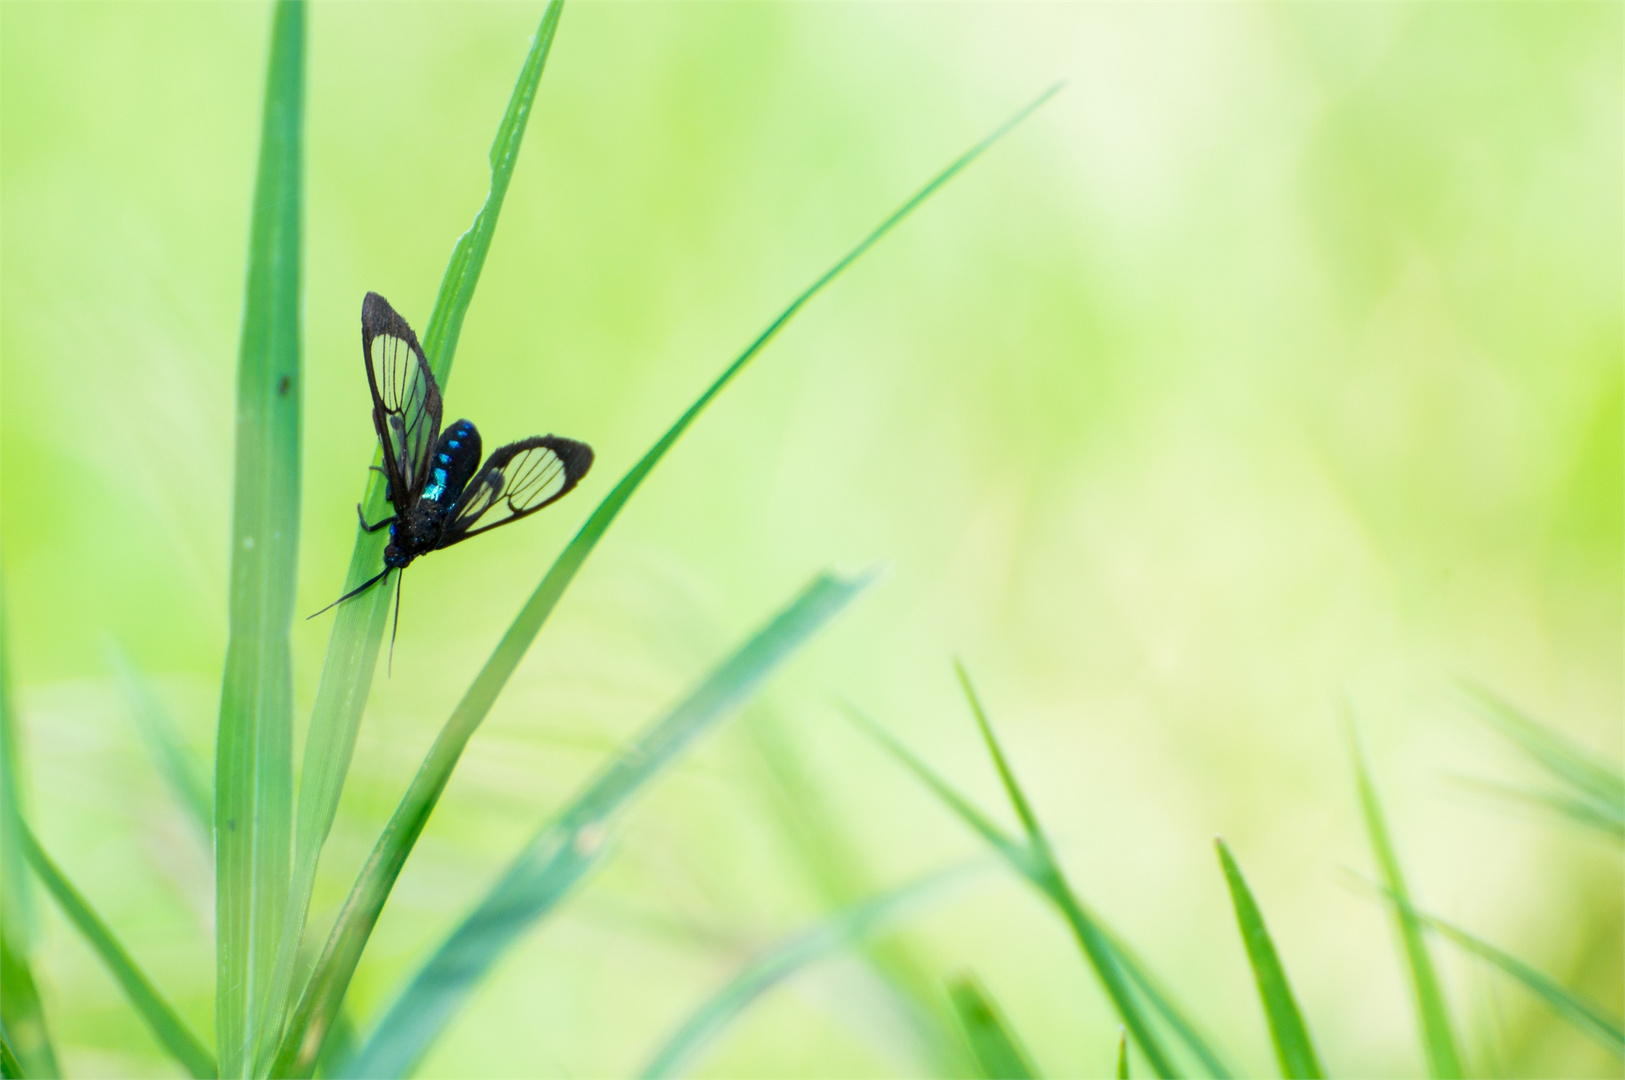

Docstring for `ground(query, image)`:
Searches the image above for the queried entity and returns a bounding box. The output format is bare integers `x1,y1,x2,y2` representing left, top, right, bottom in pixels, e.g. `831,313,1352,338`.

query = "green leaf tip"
1342,705,1464,1079
950,974,1040,1079
1213,838,1323,1078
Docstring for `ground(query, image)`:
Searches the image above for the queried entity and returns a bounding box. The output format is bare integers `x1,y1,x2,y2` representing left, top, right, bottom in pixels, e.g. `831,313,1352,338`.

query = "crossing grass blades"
309,292,594,669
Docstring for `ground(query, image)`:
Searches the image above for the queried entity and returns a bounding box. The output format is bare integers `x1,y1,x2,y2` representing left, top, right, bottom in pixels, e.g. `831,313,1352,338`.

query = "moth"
311,292,594,648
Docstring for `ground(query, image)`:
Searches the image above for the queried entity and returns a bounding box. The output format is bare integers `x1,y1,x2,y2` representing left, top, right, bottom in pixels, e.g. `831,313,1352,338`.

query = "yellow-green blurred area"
2,2,1620,1077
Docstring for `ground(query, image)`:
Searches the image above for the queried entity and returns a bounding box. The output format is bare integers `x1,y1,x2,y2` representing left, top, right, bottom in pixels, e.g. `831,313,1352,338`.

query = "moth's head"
383,535,410,570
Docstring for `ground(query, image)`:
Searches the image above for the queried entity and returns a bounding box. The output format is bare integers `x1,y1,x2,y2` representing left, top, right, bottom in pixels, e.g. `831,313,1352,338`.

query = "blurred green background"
1,2,1619,1076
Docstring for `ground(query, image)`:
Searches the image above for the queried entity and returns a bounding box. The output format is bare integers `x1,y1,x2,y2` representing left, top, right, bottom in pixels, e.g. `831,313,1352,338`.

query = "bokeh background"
2,2,1619,1076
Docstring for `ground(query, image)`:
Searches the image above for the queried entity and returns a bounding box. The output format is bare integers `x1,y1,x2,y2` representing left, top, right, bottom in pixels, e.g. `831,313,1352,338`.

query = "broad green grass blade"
344,571,870,1078
215,2,303,1074
18,822,215,1077
844,702,1180,1078
0,1025,21,1079
0,593,52,1080
949,975,1040,1079
1406,901,1623,1056
0,933,55,1079
1214,839,1322,1078
643,861,964,1079
109,643,213,841
1118,1028,1129,1079
1456,682,1624,841
1345,710,1463,1078
272,87,1056,1078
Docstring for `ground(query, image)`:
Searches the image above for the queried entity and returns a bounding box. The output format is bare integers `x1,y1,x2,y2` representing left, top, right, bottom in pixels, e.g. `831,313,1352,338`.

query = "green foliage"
1345,710,1464,1078
1213,839,1322,1079
1457,683,1625,842
18,822,215,1078
949,975,1040,1079
109,643,213,842
348,570,872,1077
0,932,55,1080
214,2,304,1074
642,853,962,1078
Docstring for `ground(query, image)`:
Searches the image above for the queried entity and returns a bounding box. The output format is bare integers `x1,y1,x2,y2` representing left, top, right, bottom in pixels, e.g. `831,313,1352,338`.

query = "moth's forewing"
361,292,442,509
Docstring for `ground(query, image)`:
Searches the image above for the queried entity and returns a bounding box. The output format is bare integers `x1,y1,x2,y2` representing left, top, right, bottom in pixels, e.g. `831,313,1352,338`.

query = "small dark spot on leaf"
278,375,293,396
227,818,237,832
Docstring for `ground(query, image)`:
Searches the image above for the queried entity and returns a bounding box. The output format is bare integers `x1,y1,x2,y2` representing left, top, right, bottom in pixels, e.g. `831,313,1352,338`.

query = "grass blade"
0,1025,21,1079
1382,895,1624,1057
643,861,965,1079
1117,1028,1129,1079
0,933,55,1079
272,86,1056,1077
0,594,53,1080
284,3,568,999
1103,933,1236,1079
109,643,213,842
1345,708,1463,1078
1455,682,1624,841
215,2,303,1073
344,571,870,1078
1214,839,1322,1078
949,975,1040,1079
844,701,1180,1078
18,822,216,1077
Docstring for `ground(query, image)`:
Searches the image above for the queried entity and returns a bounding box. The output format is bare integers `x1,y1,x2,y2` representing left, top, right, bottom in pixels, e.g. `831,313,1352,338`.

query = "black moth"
311,292,593,645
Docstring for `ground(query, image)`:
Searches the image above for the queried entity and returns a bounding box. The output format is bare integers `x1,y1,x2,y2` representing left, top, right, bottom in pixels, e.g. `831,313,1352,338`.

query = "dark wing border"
439,435,594,547
361,291,442,508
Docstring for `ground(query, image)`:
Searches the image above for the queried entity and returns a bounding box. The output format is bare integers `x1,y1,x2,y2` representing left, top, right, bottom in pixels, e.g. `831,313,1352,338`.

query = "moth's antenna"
307,567,390,620
388,570,403,677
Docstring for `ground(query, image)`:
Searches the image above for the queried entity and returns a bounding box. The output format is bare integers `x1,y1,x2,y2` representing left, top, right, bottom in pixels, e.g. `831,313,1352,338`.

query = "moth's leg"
357,504,397,533
368,465,393,502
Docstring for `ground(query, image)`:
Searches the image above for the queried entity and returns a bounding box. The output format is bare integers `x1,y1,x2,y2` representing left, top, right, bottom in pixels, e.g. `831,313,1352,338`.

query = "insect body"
312,292,594,636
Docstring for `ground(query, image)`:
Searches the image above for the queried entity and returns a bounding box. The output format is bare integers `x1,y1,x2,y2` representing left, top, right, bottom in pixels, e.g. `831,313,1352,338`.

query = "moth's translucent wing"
440,436,594,546
361,292,442,507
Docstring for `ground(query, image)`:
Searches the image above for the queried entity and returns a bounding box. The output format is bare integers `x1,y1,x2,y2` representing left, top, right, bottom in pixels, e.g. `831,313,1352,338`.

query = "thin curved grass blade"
1398,896,1623,1056
644,861,966,1079
18,823,215,1078
1102,930,1236,1079
1344,708,1463,1078
949,975,1040,1079
1455,682,1624,841
272,87,1057,1078
1214,839,1322,1078
344,571,872,1078
108,643,213,843
215,2,303,1074
844,699,1180,1079
0,929,56,1079
274,2,569,1048
0,1025,21,1079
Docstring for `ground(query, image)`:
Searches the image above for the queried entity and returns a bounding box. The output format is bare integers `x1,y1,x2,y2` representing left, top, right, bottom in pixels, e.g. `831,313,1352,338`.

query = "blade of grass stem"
109,643,213,842
274,87,1057,1078
345,571,871,1078
1455,683,1624,841
0,593,51,1080
949,975,1040,1079
1117,1029,1129,1079
844,702,1180,1078
1366,888,1624,1057
644,861,965,1079
0,933,55,1079
1213,839,1322,1078
1103,930,1237,1079
215,1,303,1075
274,0,567,1053
18,822,215,1077
1344,708,1463,1078
0,1025,21,1079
